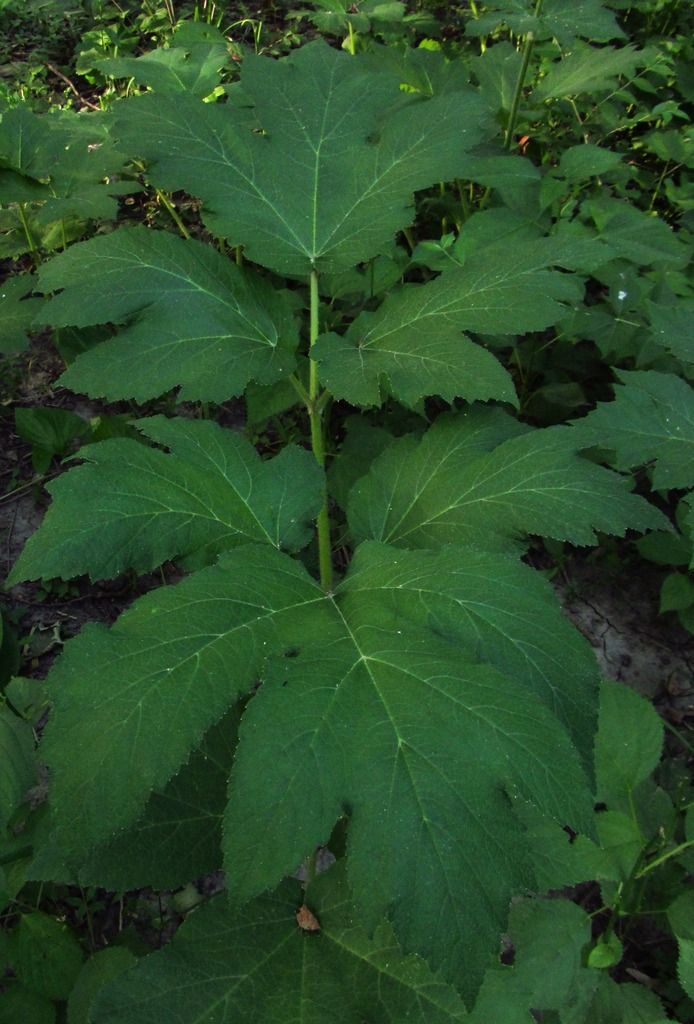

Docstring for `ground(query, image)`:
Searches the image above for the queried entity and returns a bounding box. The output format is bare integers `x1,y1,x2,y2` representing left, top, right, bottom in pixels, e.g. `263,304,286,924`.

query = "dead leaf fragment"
296,904,320,932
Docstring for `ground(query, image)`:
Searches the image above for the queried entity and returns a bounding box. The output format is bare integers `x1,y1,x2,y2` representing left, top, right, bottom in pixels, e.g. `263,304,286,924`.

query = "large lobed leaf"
108,40,492,276
313,238,598,407
91,865,469,1024
347,407,668,551
36,542,596,999
9,416,324,584
36,227,299,403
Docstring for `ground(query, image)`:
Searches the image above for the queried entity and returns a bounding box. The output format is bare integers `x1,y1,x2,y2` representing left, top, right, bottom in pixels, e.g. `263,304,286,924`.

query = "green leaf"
648,301,694,362
361,43,473,98
469,898,590,1022
462,153,541,189
328,415,395,511
97,39,229,98
0,985,55,1024
348,409,667,552
223,544,594,996
469,41,523,113
110,41,491,276
669,892,694,999
91,865,468,1023
580,198,686,265
0,706,35,831
536,44,646,100
0,276,42,353
660,572,694,613
595,680,663,819
0,105,133,223
540,0,626,44
37,227,299,403
557,143,624,181
570,370,694,490
67,948,137,1024
32,546,325,865
38,541,593,999
313,239,594,406
15,406,90,472
74,708,239,891
9,416,324,583
7,911,84,1001
586,933,622,969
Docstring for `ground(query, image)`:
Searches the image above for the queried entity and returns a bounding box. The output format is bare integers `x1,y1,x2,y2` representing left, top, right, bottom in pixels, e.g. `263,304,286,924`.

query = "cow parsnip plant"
3,29,689,1022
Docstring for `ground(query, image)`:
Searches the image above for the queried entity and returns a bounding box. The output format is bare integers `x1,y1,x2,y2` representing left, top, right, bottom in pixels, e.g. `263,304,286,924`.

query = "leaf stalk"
308,270,333,592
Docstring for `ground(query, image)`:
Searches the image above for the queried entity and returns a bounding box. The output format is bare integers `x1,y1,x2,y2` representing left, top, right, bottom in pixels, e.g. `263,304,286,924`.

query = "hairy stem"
308,270,333,592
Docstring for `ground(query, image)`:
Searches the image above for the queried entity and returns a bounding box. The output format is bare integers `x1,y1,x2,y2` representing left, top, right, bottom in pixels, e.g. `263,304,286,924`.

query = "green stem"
503,0,543,150
156,189,190,239
18,203,38,260
289,372,311,408
635,839,694,879
0,472,56,505
649,161,679,212
402,226,416,253
308,271,333,593
346,21,357,55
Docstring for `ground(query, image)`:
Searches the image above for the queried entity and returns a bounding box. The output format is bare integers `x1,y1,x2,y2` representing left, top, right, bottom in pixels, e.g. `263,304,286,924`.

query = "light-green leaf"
37,227,299,403
347,408,667,552
9,416,324,583
109,40,492,276
96,39,229,98
536,44,646,100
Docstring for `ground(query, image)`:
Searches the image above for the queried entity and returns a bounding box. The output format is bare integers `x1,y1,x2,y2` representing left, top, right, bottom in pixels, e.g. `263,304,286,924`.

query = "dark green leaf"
75,708,239,891
68,948,138,1024
0,985,55,1024
9,416,324,583
314,239,594,406
7,911,83,1001
595,680,663,813
570,370,694,490
348,409,667,552
0,276,42,353
110,41,491,276
38,227,299,403
91,865,468,1023
0,706,35,831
